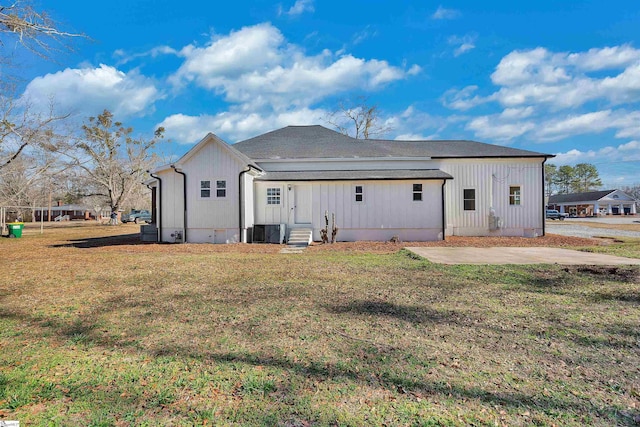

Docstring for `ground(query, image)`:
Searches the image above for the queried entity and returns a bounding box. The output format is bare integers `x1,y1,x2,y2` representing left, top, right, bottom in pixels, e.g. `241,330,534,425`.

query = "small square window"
463,189,475,211
216,180,226,198
413,183,422,201
200,180,211,198
267,187,281,205
355,185,363,202
509,186,521,205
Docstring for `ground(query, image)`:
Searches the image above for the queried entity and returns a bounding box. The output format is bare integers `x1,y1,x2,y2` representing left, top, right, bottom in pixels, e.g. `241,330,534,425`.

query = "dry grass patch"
0,224,639,426
560,220,640,232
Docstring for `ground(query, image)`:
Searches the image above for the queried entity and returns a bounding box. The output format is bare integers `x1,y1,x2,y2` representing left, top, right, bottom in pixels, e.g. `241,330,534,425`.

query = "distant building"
548,190,637,216
33,202,109,221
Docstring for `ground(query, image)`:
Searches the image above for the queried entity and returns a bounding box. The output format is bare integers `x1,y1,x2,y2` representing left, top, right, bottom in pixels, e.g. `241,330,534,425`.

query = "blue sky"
16,0,640,186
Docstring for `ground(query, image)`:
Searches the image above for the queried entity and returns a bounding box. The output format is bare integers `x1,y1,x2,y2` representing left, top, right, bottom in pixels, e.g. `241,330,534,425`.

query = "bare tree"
0,1,86,59
325,96,391,140
0,87,70,171
0,2,85,178
68,110,164,216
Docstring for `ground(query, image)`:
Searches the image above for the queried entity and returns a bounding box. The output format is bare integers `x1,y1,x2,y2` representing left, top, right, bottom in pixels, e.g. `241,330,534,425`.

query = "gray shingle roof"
233,125,552,160
255,169,453,181
548,190,616,203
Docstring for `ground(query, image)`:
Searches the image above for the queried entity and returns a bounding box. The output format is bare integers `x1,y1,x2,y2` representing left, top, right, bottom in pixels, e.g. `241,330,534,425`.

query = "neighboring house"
148,125,552,243
33,203,104,221
548,190,638,216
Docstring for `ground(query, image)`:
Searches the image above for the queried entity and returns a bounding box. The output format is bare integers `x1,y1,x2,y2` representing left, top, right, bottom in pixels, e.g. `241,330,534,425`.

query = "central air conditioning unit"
252,224,286,243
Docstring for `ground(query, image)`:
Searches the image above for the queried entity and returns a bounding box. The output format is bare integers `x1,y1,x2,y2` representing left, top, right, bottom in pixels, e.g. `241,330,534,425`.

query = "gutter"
238,165,262,243
542,158,547,237
441,179,447,241
148,171,162,242
171,165,187,243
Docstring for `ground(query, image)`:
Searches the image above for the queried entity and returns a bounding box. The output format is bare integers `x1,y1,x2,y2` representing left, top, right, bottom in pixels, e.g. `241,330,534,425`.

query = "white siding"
156,170,184,243
440,158,544,237
252,157,545,240
157,137,250,243
254,180,444,241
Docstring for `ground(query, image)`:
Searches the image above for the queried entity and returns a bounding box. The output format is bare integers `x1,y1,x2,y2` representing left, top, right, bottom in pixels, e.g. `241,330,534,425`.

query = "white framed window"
267,187,281,205
200,180,211,198
413,183,423,201
509,186,521,206
216,180,227,198
355,185,364,202
463,189,476,211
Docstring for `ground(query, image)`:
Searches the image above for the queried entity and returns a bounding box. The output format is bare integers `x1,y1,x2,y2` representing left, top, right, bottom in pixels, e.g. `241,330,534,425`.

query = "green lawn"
1,225,639,426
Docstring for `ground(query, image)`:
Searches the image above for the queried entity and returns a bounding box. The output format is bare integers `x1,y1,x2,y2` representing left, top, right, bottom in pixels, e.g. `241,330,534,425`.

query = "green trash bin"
7,222,24,238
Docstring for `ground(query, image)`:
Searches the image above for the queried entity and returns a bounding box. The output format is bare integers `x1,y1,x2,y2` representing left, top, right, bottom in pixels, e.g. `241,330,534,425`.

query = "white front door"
294,185,312,224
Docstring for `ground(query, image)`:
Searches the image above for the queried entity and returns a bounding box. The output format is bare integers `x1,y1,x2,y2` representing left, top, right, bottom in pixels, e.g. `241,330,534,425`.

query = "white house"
148,125,552,244
548,189,638,216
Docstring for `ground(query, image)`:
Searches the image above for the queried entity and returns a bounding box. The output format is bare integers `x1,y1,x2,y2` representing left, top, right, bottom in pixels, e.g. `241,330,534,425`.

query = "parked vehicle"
121,209,152,224
545,209,568,220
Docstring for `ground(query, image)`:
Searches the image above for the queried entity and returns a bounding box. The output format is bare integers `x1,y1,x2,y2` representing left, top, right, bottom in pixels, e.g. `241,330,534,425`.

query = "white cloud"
446,45,640,113
567,45,640,71
442,85,487,110
114,45,179,65
171,23,417,110
500,106,534,119
442,44,640,152
158,107,328,143
532,110,640,141
432,6,460,20
466,115,535,141
534,110,614,141
553,140,640,166
284,0,314,16
22,64,162,117
352,26,377,45
448,34,477,57
407,64,422,76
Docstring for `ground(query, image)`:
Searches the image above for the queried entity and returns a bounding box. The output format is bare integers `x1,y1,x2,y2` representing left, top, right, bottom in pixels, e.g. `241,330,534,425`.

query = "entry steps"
287,228,313,247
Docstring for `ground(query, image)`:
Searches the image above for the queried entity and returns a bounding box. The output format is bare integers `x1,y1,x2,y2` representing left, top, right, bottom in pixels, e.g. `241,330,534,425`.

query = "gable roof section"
548,190,616,203
233,125,552,160
152,133,259,173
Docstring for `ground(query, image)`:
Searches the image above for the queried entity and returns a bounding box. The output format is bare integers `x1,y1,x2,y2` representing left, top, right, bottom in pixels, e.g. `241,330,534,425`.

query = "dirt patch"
566,266,640,282
307,234,602,254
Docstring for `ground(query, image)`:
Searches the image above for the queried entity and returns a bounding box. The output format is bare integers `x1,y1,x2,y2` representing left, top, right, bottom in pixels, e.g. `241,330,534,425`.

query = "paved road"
546,218,640,239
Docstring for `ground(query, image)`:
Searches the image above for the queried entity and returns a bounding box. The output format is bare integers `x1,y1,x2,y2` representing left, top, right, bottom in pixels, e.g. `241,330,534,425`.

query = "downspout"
238,165,261,243
542,158,547,237
171,165,187,243
441,180,447,241
149,171,162,242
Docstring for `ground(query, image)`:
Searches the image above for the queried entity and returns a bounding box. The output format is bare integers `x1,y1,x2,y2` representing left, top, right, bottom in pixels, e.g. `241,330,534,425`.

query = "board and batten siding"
157,137,251,243
155,170,184,242
440,158,544,237
254,180,445,241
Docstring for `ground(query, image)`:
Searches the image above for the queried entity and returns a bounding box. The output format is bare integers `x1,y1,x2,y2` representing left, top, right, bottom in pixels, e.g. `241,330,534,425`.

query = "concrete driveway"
406,247,640,265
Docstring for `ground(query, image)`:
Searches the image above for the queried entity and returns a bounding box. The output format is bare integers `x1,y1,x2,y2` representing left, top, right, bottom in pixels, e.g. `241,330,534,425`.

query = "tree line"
544,163,603,197
0,2,161,220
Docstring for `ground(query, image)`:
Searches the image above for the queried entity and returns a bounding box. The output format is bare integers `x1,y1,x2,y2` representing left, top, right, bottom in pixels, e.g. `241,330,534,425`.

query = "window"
413,184,423,201
463,189,476,211
509,186,521,205
200,180,211,198
216,180,226,198
355,185,363,202
267,187,281,205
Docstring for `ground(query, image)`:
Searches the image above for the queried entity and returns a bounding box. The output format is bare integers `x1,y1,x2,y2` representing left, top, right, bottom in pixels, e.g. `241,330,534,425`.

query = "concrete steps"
287,228,313,247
